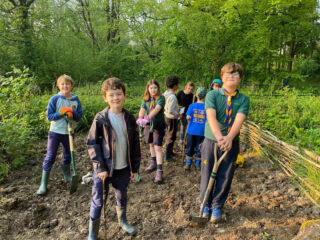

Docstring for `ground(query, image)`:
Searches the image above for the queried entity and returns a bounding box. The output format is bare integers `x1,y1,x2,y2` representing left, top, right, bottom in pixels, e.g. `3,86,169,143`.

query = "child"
210,78,222,90
87,77,140,238
137,79,165,183
200,63,249,222
184,87,206,171
37,74,82,195
177,82,194,146
163,75,180,162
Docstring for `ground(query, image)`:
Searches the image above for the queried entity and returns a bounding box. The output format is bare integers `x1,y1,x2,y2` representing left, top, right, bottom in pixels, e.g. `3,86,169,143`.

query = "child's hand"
136,116,143,126
97,171,108,181
218,136,232,152
65,111,73,119
186,115,191,120
130,172,137,180
142,116,150,126
60,107,73,118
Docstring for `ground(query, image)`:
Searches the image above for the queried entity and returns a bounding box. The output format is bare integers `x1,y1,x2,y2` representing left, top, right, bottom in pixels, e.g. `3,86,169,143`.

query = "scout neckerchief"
222,88,239,133
149,97,155,113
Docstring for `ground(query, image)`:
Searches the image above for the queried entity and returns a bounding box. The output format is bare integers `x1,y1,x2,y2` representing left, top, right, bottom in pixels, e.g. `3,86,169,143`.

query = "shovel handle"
199,145,228,217
67,120,76,175
181,119,190,166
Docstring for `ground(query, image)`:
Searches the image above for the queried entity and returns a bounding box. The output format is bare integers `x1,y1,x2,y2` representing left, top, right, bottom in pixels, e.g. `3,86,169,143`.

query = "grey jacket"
163,90,179,119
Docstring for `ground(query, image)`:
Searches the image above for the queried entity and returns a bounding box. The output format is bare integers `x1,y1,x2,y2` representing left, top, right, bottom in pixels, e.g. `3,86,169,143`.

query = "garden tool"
66,117,79,194
102,178,107,240
138,125,144,142
189,145,228,227
181,120,190,166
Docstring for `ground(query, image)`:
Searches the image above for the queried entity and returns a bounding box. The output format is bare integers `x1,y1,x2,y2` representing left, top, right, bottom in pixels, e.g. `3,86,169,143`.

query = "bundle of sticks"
240,121,320,206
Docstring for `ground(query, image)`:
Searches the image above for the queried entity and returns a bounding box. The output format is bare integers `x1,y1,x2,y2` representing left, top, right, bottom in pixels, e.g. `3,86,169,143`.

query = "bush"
0,117,35,181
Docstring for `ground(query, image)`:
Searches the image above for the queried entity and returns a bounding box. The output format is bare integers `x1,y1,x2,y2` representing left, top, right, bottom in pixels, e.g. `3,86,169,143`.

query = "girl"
137,80,165,183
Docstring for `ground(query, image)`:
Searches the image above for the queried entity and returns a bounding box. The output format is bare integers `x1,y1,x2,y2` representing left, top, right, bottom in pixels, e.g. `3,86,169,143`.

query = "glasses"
223,72,240,78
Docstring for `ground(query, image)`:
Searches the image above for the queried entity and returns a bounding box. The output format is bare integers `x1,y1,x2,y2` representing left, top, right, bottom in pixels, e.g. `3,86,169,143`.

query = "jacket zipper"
123,113,132,173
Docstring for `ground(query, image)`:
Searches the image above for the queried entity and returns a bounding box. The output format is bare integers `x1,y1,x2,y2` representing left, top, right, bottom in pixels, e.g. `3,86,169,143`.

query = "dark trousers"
144,125,165,147
90,167,130,221
200,138,239,209
185,134,204,159
179,115,188,141
42,131,71,171
165,117,178,154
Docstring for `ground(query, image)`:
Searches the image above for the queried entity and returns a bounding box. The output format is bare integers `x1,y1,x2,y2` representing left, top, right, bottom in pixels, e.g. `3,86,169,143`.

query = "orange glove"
60,107,73,118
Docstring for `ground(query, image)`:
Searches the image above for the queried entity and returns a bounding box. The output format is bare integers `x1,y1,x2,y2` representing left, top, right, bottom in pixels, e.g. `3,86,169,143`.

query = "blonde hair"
143,79,161,102
185,81,195,88
57,74,73,87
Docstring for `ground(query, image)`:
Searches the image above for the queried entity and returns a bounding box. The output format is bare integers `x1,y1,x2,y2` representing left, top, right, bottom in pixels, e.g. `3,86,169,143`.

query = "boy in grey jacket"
163,75,180,162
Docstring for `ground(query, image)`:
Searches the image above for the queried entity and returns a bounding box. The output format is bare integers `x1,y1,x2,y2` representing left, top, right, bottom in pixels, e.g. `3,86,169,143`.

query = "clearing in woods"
0,134,319,240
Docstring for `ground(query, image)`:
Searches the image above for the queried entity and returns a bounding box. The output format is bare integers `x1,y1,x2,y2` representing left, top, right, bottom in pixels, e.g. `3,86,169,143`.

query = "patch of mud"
0,133,319,239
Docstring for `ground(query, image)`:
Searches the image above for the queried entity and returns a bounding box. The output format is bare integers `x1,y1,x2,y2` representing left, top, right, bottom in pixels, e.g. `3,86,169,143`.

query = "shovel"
66,118,79,194
102,178,107,239
189,144,228,227
181,120,190,166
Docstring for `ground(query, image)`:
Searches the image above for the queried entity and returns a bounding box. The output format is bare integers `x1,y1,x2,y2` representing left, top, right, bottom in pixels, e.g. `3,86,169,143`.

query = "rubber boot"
37,170,50,195
88,218,100,240
61,164,72,182
164,148,175,162
194,159,201,171
116,206,136,236
184,157,192,171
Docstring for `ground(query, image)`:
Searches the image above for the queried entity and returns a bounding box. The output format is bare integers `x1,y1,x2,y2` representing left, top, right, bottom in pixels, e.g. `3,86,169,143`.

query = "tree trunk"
106,0,120,43
287,38,295,72
77,0,99,51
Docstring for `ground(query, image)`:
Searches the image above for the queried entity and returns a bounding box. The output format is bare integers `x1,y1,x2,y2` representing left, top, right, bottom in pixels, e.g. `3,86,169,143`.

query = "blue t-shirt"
186,102,206,136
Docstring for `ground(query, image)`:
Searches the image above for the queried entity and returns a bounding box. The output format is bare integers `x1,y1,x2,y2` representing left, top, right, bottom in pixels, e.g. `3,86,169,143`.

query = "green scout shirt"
141,95,165,128
204,89,249,141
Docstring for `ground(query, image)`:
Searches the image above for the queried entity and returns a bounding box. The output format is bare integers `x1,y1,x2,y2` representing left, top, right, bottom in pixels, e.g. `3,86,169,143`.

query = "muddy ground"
1,133,320,240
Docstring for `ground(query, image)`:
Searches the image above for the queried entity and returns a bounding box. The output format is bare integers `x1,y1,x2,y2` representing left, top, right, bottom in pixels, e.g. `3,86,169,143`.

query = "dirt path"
1,133,319,240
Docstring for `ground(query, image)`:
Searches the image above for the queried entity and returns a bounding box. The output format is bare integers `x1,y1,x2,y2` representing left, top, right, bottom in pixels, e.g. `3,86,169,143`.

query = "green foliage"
0,117,35,181
1,0,319,86
244,87,320,155
0,66,38,100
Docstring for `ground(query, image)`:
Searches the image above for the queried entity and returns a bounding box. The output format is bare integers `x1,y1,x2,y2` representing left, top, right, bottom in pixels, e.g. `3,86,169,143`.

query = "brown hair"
221,63,243,79
143,79,161,102
57,74,73,87
185,81,195,88
101,77,126,97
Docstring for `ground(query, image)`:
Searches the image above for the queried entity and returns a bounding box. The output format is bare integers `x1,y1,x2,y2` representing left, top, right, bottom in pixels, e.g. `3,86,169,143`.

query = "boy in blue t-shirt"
184,87,207,170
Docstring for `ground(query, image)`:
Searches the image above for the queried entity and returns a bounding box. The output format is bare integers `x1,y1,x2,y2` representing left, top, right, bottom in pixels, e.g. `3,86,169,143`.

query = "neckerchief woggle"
222,88,238,133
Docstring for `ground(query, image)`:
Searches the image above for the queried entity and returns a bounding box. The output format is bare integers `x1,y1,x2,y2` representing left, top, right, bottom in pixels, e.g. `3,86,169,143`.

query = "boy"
177,82,194,146
87,77,140,238
184,87,206,171
200,63,249,222
37,74,82,195
210,78,222,90
163,75,180,162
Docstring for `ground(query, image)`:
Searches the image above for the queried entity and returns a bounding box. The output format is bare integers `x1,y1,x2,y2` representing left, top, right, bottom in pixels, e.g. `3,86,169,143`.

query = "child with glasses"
200,63,250,222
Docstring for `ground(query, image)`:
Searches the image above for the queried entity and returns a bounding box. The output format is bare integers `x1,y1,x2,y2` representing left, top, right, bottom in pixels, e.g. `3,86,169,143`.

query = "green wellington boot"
61,165,72,182
88,218,100,240
37,170,50,195
116,206,136,236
